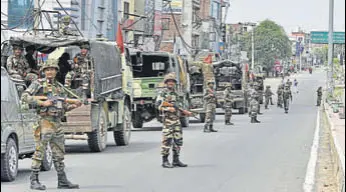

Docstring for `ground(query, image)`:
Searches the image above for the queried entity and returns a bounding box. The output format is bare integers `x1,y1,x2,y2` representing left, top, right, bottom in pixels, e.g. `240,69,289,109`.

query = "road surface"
1,71,326,192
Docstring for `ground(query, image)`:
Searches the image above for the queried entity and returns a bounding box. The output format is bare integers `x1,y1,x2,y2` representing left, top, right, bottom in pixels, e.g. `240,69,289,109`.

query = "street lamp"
238,22,257,70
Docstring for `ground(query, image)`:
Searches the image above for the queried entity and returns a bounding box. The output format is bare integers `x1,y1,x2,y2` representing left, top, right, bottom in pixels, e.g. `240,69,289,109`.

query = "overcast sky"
226,0,345,34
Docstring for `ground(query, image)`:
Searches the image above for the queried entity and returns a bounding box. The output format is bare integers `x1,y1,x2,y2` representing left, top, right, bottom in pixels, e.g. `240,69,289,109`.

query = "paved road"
1,71,326,192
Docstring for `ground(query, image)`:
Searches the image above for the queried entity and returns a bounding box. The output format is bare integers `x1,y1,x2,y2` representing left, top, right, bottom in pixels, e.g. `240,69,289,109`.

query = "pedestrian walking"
293,79,299,94
317,87,323,106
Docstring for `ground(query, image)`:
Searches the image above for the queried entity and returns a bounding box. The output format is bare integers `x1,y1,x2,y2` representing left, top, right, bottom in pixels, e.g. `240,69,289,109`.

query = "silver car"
1,67,52,182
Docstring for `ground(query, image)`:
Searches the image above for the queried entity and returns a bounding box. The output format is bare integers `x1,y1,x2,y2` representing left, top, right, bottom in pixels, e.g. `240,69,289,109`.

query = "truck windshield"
133,55,170,78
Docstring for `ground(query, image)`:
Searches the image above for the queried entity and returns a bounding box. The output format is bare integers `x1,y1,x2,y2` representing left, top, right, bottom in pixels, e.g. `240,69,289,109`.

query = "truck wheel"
41,144,52,171
114,104,131,146
132,112,143,128
1,138,18,182
239,107,245,114
87,108,108,152
199,113,206,123
180,116,189,128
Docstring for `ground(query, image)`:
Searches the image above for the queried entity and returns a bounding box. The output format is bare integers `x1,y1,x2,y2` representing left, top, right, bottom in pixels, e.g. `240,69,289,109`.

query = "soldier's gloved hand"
75,100,82,107
41,100,53,107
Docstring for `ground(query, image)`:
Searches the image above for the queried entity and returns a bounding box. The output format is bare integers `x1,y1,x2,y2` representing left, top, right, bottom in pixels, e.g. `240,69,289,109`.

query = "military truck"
130,51,190,128
8,36,133,152
213,60,247,114
189,61,215,122
1,67,52,182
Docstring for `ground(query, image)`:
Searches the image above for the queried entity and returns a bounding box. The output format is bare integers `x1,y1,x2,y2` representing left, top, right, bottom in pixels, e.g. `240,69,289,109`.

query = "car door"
14,83,37,153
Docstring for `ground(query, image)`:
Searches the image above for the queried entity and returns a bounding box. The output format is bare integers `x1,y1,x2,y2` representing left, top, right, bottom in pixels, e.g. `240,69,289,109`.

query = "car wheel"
1,138,18,182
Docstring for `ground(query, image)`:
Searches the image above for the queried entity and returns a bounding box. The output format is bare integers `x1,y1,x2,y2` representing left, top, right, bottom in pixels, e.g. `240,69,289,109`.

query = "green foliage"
240,20,291,74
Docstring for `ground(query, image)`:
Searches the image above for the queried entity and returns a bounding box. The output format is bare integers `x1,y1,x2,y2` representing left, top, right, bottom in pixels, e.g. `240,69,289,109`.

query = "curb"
324,104,345,192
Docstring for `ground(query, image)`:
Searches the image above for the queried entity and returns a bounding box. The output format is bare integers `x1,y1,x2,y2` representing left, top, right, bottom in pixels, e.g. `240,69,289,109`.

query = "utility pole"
328,0,334,95
251,29,255,70
181,0,193,60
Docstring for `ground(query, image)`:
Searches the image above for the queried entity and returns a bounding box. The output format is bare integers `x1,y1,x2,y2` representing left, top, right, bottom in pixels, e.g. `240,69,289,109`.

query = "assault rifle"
160,101,199,120
34,96,82,107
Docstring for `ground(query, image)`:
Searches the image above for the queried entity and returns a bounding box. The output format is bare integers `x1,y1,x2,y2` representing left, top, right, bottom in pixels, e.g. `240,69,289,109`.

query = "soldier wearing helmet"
6,43,37,83
223,82,234,125
59,15,78,36
283,82,292,113
203,79,218,132
21,59,81,190
156,72,191,168
65,43,93,101
264,85,274,109
276,84,284,108
249,91,261,123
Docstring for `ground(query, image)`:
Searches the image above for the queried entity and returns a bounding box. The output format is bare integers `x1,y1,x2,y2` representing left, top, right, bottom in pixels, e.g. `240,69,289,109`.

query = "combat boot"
209,125,218,132
225,120,234,125
204,124,211,133
57,171,79,189
30,171,46,190
250,117,255,123
162,155,174,168
255,117,261,123
173,155,188,167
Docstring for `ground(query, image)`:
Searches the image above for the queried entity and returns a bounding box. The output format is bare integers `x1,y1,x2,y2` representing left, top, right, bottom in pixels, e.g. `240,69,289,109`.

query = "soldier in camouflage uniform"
316,87,323,106
249,92,261,123
203,80,218,132
283,82,292,113
59,15,77,36
156,73,191,168
224,82,234,125
6,43,38,83
276,84,284,108
21,59,82,190
64,43,93,100
264,85,274,109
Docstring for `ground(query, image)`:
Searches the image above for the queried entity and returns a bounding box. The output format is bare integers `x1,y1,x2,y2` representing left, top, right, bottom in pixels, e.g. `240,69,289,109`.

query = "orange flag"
204,54,212,64
116,23,124,54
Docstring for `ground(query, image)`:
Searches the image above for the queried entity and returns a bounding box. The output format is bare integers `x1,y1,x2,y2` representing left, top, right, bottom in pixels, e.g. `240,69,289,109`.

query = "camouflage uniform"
64,44,93,100
6,46,38,82
249,93,260,123
283,83,292,113
156,73,187,168
317,87,323,106
277,84,284,108
224,83,234,125
252,85,262,115
203,80,218,132
21,60,79,190
59,16,77,36
264,86,274,109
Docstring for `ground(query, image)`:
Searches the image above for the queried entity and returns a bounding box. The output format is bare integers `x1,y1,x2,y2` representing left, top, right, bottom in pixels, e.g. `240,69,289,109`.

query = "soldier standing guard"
203,80,218,132
6,43,38,83
316,87,323,106
64,43,93,100
156,73,191,168
264,85,274,109
249,92,261,123
283,83,292,113
59,15,78,36
21,60,82,190
224,82,234,125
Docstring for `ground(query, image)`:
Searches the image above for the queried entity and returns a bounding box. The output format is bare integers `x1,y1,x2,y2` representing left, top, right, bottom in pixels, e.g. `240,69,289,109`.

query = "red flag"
116,23,124,54
204,54,212,64
245,63,249,72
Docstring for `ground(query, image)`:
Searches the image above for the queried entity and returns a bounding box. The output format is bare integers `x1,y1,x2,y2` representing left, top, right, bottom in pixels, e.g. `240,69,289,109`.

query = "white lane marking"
303,110,320,192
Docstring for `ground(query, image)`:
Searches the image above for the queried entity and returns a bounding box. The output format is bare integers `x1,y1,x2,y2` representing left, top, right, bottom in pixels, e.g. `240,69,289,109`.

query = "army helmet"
12,42,23,50
206,79,215,85
225,82,232,87
62,15,71,24
80,43,90,50
41,59,60,71
266,85,271,88
164,72,177,84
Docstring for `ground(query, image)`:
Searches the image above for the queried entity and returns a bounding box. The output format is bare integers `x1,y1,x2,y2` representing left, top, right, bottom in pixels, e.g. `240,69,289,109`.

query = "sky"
226,0,345,34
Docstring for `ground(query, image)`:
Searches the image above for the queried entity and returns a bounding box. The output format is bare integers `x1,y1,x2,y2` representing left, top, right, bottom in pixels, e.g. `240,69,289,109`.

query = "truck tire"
114,103,131,146
199,113,206,123
1,138,18,182
239,107,245,114
180,116,189,127
87,108,108,152
132,112,143,128
40,144,52,171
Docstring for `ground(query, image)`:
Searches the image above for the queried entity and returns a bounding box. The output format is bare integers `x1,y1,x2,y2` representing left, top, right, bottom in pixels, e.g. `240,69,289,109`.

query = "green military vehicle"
9,36,133,152
213,60,248,114
1,67,52,182
189,61,215,122
130,51,190,128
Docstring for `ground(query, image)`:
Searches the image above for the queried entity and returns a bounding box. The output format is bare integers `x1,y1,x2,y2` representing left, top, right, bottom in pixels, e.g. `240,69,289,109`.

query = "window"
124,2,130,20
1,76,10,101
8,0,34,29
